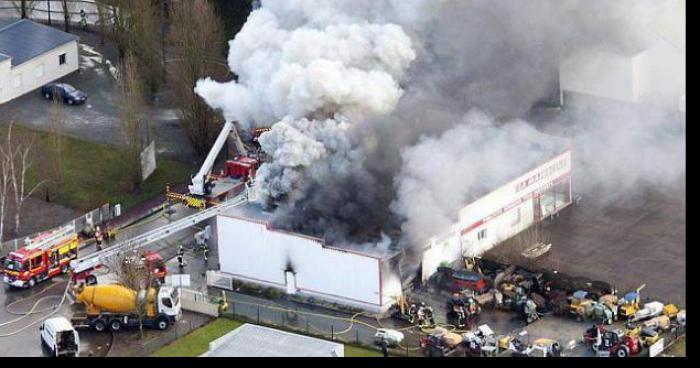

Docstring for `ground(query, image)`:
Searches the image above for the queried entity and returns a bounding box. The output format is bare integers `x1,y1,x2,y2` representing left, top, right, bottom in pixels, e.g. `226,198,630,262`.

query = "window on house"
59,53,67,65
35,64,45,78
477,228,487,241
12,74,21,88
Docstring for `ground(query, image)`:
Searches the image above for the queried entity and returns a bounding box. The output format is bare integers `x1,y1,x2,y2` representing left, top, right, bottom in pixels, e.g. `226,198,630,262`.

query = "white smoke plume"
391,109,568,247
195,5,417,127
195,0,684,254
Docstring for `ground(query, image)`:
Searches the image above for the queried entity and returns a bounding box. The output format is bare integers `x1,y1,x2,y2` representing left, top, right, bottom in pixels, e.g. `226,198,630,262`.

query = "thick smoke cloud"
391,109,567,247
196,0,685,252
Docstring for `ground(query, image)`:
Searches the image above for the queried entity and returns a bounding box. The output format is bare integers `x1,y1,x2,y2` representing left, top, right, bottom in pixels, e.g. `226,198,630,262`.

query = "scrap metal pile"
410,257,686,357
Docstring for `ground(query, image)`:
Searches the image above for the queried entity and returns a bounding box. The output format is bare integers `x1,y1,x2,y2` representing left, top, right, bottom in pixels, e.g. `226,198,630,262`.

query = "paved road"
0,201,202,357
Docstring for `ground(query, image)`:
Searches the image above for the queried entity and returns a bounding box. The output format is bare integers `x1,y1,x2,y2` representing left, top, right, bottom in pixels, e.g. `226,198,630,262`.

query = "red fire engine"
71,250,167,286
3,226,79,288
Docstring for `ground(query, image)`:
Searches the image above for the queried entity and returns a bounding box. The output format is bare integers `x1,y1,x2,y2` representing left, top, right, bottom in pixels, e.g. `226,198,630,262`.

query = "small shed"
201,323,344,357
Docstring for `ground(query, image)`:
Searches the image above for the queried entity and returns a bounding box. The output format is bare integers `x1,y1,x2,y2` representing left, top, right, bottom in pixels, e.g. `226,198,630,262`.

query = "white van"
40,317,80,357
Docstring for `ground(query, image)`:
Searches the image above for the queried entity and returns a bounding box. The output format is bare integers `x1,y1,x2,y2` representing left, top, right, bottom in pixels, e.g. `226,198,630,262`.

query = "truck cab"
40,317,80,357
157,286,183,327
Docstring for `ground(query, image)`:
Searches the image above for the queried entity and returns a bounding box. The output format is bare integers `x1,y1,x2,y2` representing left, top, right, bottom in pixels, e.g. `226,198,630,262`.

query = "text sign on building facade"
515,151,571,194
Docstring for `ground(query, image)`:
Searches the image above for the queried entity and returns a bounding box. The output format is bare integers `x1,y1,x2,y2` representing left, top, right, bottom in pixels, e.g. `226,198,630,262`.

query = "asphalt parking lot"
0,29,197,162
486,183,686,307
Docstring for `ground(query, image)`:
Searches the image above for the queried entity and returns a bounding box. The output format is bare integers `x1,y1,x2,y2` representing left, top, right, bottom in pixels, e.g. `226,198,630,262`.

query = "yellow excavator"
619,284,646,320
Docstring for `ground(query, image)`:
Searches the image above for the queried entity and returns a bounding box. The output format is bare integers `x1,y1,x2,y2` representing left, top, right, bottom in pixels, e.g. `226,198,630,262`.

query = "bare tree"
95,0,111,45
0,150,11,243
107,250,154,338
3,124,44,237
168,0,227,156
12,0,39,19
34,98,66,202
126,0,164,98
117,52,148,191
58,0,73,32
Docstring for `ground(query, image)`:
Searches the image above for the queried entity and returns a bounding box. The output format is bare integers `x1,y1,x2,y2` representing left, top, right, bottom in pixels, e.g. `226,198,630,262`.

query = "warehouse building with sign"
210,149,572,312
420,150,572,281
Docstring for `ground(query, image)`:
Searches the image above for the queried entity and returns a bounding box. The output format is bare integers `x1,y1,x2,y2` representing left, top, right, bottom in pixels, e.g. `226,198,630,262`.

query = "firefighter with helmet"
94,225,104,251
177,244,186,269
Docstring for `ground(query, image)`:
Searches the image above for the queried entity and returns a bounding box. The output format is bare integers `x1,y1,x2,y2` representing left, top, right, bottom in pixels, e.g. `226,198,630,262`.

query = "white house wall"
0,41,79,104
422,151,572,281
216,215,395,312
0,58,10,102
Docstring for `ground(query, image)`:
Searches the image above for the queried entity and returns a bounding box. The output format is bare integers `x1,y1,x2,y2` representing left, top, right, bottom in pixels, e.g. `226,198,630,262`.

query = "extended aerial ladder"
189,121,237,197
69,193,248,279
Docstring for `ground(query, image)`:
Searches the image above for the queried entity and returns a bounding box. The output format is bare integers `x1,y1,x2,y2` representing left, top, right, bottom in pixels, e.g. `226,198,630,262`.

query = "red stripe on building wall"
460,220,484,236
460,173,572,236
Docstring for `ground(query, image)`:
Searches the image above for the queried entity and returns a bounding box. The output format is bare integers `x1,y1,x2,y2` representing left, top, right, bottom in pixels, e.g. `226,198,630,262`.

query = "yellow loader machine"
619,284,645,320
569,290,595,321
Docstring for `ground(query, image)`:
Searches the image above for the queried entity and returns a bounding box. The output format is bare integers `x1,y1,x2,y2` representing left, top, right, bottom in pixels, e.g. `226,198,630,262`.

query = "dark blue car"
41,83,88,105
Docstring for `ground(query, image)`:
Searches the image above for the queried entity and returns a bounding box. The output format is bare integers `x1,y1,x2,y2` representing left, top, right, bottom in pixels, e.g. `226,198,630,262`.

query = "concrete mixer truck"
71,283,182,332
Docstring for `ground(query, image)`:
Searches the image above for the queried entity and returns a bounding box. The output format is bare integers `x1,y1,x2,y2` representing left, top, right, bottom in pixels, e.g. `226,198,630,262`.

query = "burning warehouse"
419,150,572,281
212,203,404,313
210,149,571,313
197,1,677,314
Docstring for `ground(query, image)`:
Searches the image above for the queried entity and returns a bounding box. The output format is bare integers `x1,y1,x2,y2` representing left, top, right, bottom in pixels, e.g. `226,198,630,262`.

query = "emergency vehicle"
3,225,79,288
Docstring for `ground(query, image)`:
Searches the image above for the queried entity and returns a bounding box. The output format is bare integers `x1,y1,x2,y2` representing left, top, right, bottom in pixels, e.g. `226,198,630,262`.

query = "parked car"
40,317,80,357
41,83,87,105
374,328,404,347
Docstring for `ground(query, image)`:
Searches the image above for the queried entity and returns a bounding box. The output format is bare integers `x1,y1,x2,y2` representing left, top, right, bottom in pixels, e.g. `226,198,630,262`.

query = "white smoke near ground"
195,0,684,255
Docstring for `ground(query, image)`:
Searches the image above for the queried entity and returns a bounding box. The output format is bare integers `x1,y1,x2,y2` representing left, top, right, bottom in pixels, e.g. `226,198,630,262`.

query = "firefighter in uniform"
94,225,104,251
177,245,185,269
202,244,209,264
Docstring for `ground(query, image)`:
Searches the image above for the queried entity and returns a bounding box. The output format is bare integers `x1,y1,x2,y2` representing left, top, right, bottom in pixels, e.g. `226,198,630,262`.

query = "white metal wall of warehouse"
215,208,403,313
421,150,573,281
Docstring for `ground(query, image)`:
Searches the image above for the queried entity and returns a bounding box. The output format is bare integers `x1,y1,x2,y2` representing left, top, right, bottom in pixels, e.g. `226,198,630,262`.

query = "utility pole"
47,0,52,25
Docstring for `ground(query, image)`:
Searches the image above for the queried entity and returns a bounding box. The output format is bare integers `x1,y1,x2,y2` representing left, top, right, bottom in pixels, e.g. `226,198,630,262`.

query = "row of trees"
101,0,230,189
12,0,77,32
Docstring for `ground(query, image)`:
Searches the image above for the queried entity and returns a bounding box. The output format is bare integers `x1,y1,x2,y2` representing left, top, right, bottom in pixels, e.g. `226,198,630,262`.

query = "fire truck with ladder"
3,225,79,288
167,121,265,209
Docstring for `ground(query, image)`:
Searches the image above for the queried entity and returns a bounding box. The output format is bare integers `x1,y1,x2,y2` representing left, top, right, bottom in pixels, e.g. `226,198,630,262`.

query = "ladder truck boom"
70,194,247,276
23,224,76,251
189,121,236,196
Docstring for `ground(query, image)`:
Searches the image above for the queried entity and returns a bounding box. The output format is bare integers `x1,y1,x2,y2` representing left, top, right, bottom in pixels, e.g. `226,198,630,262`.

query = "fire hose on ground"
0,280,71,337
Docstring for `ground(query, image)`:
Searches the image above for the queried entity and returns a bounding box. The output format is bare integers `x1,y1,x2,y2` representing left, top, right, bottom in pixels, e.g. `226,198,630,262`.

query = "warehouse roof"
0,19,78,66
201,324,344,357
222,202,401,259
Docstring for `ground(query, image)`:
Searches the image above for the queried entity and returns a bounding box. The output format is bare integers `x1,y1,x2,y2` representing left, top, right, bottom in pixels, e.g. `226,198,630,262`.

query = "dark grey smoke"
198,0,684,250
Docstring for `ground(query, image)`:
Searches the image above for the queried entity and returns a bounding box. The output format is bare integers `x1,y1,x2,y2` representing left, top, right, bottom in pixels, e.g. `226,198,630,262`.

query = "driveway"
0,28,197,163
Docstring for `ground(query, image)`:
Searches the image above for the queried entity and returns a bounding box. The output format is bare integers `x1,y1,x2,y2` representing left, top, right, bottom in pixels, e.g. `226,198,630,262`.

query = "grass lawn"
152,318,244,357
2,124,195,212
151,317,384,357
666,335,686,357
344,344,383,357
